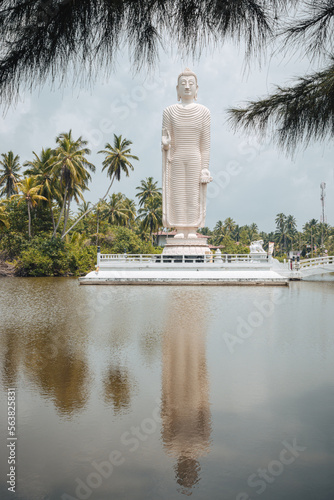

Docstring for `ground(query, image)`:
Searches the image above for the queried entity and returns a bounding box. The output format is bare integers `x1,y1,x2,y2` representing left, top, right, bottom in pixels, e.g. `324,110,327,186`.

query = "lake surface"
0,278,334,500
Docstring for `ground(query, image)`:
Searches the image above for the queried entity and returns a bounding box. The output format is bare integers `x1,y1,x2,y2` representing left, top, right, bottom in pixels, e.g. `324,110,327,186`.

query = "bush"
15,247,53,277
99,226,145,254
12,237,96,276
0,232,30,259
67,246,96,275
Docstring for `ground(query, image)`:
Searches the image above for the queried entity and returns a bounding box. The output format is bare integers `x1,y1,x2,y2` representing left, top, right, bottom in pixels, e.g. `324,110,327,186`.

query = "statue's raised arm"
162,68,212,239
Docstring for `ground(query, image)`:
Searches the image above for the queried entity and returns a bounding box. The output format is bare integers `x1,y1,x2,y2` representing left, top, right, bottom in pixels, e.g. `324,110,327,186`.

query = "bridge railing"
299,256,334,269
98,253,270,265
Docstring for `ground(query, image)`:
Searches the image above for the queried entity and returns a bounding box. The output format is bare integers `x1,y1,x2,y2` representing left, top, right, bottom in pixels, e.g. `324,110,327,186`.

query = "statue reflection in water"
161,291,212,495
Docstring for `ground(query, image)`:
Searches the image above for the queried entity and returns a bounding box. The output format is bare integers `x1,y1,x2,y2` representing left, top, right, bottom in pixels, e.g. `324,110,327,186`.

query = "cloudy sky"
0,42,333,233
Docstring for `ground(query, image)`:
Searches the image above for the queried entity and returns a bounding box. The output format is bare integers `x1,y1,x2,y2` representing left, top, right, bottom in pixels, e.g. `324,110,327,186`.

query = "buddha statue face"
176,71,198,102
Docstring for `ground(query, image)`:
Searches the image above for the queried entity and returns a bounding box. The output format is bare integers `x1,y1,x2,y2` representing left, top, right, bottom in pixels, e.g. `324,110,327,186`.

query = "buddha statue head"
176,68,198,102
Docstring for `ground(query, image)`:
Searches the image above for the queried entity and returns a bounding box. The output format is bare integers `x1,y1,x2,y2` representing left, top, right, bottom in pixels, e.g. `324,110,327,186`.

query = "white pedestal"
162,237,211,256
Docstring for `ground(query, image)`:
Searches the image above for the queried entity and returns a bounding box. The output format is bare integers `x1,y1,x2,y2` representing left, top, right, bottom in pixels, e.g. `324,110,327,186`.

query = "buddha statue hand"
200,168,212,184
161,128,171,150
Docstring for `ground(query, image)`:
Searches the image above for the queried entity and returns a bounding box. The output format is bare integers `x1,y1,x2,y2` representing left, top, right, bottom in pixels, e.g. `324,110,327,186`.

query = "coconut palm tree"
105,193,129,226
0,152,21,198
248,223,260,242
214,220,225,235
123,197,137,228
319,222,330,253
51,130,95,237
138,196,162,240
303,219,319,257
16,178,47,238
212,220,226,245
24,148,60,232
64,231,89,247
286,214,297,251
78,201,91,217
232,224,241,242
136,177,161,207
62,134,138,238
275,213,287,254
224,217,236,236
99,135,139,198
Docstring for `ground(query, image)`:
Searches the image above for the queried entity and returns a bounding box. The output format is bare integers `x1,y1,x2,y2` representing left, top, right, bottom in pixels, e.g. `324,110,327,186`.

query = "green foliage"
239,229,250,246
67,245,96,275
0,151,21,198
100,227,146,254
228,3,334,153
15,247,53,277
198,227,212,236
220,235,249,255
2,150,334,276
0,232,30,260
3,198,28,233
0,1,278,105
11,236,95,277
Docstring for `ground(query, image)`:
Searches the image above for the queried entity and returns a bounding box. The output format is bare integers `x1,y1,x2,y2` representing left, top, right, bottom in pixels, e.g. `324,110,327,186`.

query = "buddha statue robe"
162,103,211,230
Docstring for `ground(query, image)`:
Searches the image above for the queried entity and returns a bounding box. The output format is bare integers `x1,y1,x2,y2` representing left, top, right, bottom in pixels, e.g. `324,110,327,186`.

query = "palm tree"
248,223,259,242
138,196,162,240
1,2,281,104
259,231,270,248
303,219,319,257
105,193,129,226
123,197,137,228
0,152,21,198
275,213,287,254
286,214,297,251
232,224,241,242
99,135,139,198
64,231,89,247
319,222,330,253
136,177,161,207
78,201,91,217
24,148,60,232
224,217,236,236
212,220,225,245
16,178,47,238
62,134,138,238
51,130,95,237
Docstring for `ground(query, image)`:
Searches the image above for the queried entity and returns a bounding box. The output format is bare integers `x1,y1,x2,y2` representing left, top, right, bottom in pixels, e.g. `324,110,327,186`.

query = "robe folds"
162,104,210,228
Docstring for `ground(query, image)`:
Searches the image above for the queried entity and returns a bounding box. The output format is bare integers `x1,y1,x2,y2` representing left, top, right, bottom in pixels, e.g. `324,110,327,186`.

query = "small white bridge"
277,255,334,280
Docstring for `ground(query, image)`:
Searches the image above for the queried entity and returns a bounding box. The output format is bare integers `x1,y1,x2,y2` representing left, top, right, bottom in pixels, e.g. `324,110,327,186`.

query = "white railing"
98,253,270,265
299,256,334,269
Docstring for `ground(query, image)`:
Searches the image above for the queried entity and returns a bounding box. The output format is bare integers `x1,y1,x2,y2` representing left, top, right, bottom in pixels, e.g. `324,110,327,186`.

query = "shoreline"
0,260,15,277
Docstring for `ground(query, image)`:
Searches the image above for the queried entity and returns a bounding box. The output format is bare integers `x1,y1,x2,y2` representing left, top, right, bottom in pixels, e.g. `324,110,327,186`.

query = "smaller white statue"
249,240,266,254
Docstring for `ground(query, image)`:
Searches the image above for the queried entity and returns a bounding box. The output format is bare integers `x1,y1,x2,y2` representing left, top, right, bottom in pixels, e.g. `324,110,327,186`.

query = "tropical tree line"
0,131,163,276
1,129,333,277
0,131,164,238
200,215,334,258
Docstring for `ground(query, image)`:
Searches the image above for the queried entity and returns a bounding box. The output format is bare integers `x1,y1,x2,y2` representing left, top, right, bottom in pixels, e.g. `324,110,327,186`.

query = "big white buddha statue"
161,68,212,239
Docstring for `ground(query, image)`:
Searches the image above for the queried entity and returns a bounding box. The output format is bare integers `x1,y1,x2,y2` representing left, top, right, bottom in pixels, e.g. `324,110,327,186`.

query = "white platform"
79,253,289,286
162,237,211,256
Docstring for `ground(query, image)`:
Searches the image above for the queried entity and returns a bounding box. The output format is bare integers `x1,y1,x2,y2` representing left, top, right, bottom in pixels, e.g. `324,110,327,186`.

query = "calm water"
0,278,334,500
